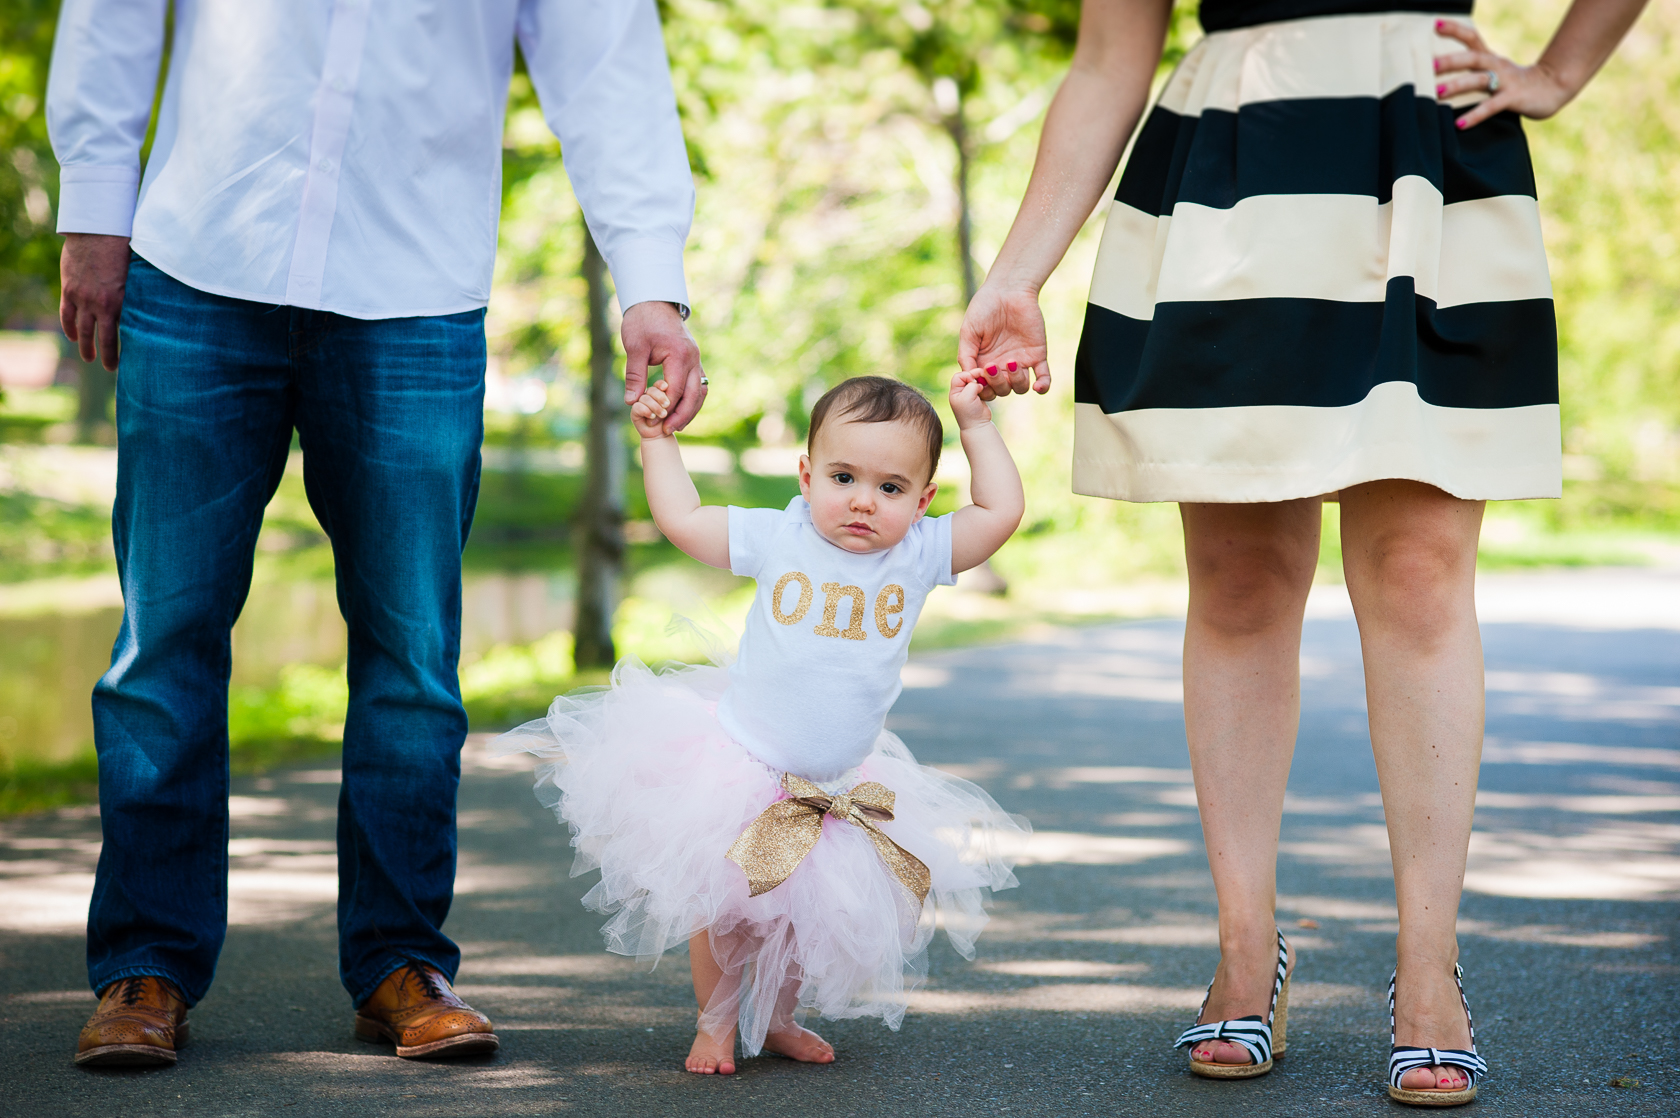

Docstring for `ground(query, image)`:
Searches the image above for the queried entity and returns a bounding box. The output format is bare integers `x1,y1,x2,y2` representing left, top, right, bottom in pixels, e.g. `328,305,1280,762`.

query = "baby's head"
799,376,943,554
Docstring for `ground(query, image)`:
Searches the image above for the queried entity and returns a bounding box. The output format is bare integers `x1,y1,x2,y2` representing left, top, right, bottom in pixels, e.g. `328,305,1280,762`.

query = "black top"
1199,1,1473,33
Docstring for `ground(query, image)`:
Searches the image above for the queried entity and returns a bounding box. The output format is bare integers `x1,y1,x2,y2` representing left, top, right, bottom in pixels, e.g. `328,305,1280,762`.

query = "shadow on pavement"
2,611,1676,1117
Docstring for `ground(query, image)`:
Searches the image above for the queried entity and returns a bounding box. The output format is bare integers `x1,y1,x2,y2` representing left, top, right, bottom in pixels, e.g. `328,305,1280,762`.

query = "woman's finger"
1435,67,1500,100
1433,48,1499,77
1454,89,1514,131
1433,18,1485,51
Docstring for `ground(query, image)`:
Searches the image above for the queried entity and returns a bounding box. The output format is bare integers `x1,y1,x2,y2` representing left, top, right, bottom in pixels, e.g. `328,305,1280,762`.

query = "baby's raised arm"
632,381,731,569
947,370,1025,574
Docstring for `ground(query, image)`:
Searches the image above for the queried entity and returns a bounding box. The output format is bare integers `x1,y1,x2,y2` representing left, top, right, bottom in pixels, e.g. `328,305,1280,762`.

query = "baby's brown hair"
805,377,943,483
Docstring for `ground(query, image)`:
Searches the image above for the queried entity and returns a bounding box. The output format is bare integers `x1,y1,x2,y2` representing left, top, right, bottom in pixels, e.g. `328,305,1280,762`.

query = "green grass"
4,464,1674,818
0,490,113,583
0,749,99,816
0,387,76,443
0,737,352,817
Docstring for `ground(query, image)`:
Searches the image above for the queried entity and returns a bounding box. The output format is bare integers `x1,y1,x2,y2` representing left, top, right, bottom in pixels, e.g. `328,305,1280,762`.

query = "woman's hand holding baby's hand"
631,380,674,440
958,283,1052,399
950,369,996,431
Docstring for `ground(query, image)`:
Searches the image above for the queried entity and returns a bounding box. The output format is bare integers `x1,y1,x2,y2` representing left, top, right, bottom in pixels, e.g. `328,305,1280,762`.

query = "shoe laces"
117,977,149,1006
401,962,448,1001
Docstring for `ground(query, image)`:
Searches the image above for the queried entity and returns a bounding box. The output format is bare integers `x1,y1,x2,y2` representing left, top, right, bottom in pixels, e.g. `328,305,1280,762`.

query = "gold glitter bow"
726,773,932,906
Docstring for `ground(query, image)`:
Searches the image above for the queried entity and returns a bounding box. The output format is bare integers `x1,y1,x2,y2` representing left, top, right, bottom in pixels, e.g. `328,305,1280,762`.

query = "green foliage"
0,486,110,581
227,662,349,747
0,0,60,325
0,744,96,815
1490,0,1680,483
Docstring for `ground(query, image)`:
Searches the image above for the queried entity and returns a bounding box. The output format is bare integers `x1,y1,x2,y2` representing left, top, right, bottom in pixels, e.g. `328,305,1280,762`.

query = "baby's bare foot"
685,1028,737,1074
763,1025,835,1064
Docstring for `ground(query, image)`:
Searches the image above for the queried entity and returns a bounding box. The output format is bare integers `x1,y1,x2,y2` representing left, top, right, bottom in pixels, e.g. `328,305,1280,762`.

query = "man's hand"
61,233,131,371
621,300,704,435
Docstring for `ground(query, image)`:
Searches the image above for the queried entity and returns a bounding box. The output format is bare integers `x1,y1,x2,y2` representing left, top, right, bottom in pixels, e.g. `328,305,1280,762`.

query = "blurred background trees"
1,0,1678,810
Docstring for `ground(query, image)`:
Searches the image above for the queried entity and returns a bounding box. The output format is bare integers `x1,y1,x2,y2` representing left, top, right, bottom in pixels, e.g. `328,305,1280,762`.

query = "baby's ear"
917,480,937,517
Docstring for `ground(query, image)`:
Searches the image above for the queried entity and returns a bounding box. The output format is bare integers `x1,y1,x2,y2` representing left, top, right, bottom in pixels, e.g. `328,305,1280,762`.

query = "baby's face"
800,417,937,554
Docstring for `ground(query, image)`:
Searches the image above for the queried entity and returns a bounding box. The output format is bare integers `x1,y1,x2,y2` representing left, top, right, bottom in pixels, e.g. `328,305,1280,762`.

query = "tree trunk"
573,224,626,668
945,87,1007,595
63,334,115,445
947,102,979,305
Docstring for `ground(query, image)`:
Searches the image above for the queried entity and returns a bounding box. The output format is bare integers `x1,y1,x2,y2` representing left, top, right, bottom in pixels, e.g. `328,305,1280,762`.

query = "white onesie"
715,497,955,781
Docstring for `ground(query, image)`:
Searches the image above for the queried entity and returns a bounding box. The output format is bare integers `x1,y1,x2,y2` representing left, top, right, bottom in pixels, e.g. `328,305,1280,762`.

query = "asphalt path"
3,566,1677,1117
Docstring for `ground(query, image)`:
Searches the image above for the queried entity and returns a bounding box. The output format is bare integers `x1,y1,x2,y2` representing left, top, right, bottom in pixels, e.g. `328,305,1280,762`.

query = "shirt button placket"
283,0,371,308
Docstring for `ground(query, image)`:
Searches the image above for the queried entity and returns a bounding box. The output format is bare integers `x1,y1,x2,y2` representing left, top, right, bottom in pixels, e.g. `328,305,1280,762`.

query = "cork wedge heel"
1386,965,1488,1107
1174,929,1291,1080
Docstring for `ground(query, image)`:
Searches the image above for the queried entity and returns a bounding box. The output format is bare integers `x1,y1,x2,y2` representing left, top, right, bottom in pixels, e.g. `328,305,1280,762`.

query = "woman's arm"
947,372,1026,574
1436,1,1651,130
959,0,1174,397
631,382,730,569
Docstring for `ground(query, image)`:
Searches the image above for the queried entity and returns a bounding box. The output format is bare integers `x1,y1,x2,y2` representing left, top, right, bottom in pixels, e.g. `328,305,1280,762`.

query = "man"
48,0,706,1067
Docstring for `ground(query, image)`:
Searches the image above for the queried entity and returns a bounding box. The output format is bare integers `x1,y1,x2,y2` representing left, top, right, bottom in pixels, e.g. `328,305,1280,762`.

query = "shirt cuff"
55,167,141,237
605,236,690,319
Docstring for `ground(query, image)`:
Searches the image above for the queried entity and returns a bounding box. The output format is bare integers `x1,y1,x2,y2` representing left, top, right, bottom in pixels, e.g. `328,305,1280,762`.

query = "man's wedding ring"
1486,71,1500,94
699,376,709,386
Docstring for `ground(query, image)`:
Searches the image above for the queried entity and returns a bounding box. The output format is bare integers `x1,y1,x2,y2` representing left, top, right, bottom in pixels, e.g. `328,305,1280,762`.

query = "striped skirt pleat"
1072,12,1561,504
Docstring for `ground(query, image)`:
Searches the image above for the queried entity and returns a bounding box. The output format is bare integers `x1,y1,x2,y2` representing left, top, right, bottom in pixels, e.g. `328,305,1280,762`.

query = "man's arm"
518,0,703,432
46,0,170,370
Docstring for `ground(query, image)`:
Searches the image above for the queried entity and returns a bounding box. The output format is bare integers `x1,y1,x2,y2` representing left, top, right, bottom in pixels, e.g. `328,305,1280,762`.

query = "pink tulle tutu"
494,657,1028,1054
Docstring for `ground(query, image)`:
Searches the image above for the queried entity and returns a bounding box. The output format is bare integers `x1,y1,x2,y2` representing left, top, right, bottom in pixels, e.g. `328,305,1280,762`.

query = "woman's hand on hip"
1435,0,1652,131
958,283,1051,400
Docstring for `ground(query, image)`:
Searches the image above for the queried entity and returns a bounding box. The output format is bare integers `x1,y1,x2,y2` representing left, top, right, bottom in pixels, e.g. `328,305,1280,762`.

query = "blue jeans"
88,256,485,1007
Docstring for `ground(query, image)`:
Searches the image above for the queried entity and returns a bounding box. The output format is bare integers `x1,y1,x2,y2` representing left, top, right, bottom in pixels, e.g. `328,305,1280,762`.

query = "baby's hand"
631,380,674,439
949,369,995,431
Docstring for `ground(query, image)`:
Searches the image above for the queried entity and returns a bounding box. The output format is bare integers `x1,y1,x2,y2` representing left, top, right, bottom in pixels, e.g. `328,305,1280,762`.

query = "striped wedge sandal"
1387,965,1489,1107
1173,928,1290,1079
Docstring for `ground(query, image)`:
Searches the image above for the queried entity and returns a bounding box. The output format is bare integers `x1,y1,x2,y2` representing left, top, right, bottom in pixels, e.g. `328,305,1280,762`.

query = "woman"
961,0,1647,1105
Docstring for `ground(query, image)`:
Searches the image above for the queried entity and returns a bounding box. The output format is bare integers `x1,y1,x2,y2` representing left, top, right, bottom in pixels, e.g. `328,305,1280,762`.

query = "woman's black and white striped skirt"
1072,12,1561,504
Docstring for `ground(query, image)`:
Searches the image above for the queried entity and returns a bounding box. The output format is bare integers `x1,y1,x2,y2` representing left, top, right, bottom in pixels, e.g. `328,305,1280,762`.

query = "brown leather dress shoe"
75,976,189,1067
355,963,499,1058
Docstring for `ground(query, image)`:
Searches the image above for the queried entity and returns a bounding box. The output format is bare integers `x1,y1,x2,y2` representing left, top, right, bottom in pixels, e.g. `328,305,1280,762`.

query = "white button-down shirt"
48,0,693,320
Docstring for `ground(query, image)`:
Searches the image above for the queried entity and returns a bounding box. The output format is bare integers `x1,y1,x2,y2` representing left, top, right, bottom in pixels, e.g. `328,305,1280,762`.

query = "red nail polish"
1436,84,1446,97
1007,361,1018,372
986,365,997,375
1456,118,1467,129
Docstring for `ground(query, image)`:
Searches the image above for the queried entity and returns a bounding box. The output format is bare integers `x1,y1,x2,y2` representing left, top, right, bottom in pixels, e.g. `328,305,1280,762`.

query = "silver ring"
699,375,709,386
1486,70,1500,94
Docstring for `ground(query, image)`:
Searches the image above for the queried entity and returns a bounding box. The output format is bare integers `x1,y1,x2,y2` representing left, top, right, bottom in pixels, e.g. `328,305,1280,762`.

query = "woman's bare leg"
1339,480,1483,1092
1179,499,1321,1063
686,932,737,1074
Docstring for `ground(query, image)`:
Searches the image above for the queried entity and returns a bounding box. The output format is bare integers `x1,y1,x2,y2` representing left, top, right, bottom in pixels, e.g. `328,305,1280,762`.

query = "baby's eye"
880,483,901,495
832,472,853,485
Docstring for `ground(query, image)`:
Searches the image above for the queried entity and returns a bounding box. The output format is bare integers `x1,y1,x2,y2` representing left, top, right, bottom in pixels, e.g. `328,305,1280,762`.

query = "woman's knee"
1183,505,1319,635
1345,529,1478,642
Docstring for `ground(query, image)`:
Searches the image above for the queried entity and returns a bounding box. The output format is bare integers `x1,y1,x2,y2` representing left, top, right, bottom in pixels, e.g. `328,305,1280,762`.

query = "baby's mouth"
842,521,874,535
